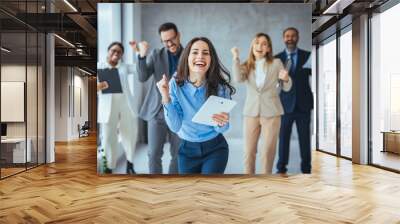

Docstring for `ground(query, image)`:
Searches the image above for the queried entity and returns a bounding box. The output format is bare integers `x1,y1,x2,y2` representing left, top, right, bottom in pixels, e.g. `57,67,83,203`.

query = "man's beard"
285,42,297,50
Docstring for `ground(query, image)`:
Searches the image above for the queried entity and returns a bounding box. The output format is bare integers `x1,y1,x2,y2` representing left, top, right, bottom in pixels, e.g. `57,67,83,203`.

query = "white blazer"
97,61,136,123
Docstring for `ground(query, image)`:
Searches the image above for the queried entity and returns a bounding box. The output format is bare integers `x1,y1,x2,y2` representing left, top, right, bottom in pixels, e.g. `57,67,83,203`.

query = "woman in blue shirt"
156,37,235,174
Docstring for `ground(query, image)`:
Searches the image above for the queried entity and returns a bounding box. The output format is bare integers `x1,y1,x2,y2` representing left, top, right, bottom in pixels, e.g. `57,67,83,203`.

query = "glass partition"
0,1,46,179
317,35,337,155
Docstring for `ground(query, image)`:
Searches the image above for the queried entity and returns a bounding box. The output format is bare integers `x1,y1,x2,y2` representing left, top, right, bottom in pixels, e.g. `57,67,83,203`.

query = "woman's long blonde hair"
243,33,274,78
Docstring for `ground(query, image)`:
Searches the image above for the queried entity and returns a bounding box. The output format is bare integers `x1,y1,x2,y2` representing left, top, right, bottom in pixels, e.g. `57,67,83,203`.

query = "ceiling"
0,0,100,73
0,0,393,72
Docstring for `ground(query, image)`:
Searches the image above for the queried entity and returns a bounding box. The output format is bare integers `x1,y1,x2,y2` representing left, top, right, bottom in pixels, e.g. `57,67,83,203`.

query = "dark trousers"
147,110,180,174
277,111,312,174
178,134,229,174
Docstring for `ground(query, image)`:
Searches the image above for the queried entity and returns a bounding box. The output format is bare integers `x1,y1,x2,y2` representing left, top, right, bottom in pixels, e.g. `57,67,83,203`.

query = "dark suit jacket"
275,48,313,113
137,47,181,121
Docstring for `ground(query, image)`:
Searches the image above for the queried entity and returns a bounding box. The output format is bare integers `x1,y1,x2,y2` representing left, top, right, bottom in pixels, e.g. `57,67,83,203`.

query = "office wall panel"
1,82,24,122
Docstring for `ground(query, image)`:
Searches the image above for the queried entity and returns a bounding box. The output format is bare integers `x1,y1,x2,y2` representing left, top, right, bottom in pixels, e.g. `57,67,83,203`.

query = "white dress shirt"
255,58,266,89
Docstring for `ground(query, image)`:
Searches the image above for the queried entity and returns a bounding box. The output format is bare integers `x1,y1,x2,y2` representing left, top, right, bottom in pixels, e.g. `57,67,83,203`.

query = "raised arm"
136,41,155,82
157,75,183,133
231,47,248,83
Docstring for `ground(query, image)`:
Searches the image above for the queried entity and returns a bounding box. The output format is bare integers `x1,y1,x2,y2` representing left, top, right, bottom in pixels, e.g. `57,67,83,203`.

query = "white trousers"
101,94,137,169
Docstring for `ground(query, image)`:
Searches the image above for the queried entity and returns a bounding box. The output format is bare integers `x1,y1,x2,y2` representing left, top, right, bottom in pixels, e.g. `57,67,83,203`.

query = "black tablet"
97,68,123,94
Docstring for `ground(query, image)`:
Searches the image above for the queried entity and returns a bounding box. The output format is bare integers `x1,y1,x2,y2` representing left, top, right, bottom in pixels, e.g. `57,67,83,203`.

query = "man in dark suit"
275,27,313,174
135,22,182,174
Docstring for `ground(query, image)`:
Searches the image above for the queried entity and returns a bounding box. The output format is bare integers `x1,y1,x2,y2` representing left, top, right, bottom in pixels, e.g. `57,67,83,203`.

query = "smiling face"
283,29,299,51
160,29,181,54
188,40,211,76
107,44,123,65
252,35,270,60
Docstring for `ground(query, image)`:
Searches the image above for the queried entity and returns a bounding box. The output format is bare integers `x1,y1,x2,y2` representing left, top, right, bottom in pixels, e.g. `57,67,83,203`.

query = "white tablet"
192,95,237,126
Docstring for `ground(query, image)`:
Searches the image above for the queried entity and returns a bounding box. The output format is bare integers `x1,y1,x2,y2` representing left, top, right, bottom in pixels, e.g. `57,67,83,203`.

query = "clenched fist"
231,47,239,59
156,74,170,104
138,41,149,58
129,40,139,52
278,69,289,82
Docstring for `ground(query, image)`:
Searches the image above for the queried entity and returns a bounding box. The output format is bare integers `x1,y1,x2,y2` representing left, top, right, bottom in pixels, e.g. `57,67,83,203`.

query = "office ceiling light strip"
63,0,78,12
323,0,355,15
78,67,93,76
1,47,11,53
54,34,75,48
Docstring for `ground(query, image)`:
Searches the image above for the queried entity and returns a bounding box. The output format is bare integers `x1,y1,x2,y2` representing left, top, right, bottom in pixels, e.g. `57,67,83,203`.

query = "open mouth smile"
194,61,207,68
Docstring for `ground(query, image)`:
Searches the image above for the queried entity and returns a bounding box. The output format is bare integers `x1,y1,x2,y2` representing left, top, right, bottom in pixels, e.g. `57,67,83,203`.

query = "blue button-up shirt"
164,79,231,142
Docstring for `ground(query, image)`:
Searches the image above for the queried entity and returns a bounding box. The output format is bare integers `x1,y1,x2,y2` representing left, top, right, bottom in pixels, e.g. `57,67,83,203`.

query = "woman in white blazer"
98,42,138,174
231,33,292,174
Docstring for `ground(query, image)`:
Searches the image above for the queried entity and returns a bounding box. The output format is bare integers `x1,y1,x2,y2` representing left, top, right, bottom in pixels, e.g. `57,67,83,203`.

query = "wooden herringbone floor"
1,135,400,224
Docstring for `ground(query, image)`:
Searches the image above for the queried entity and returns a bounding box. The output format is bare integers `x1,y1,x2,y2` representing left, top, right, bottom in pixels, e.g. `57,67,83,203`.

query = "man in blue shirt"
136,23,183,174
275,27,313,174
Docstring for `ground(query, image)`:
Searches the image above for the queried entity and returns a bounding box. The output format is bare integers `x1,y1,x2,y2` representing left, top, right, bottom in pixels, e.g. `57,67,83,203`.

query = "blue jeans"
178,134,229,174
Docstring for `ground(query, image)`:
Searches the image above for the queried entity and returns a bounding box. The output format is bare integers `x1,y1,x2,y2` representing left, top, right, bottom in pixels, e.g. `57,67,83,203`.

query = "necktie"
285,53,293,75
290,53,295,73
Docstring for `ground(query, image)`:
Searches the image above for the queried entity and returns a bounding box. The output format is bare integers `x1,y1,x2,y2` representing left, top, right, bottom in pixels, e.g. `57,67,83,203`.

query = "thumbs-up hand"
156,74,170,104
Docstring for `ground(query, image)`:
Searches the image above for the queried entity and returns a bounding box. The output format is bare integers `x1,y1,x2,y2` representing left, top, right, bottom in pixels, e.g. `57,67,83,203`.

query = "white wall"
1,65,37,137
73,72,89,138
55,67,89,141
1,64,45,164
1,65,26,132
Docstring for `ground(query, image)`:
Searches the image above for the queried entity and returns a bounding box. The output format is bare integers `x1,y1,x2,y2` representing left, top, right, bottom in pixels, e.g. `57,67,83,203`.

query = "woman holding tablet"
97,41,138,174
231,33,292,174
156,37,236,174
